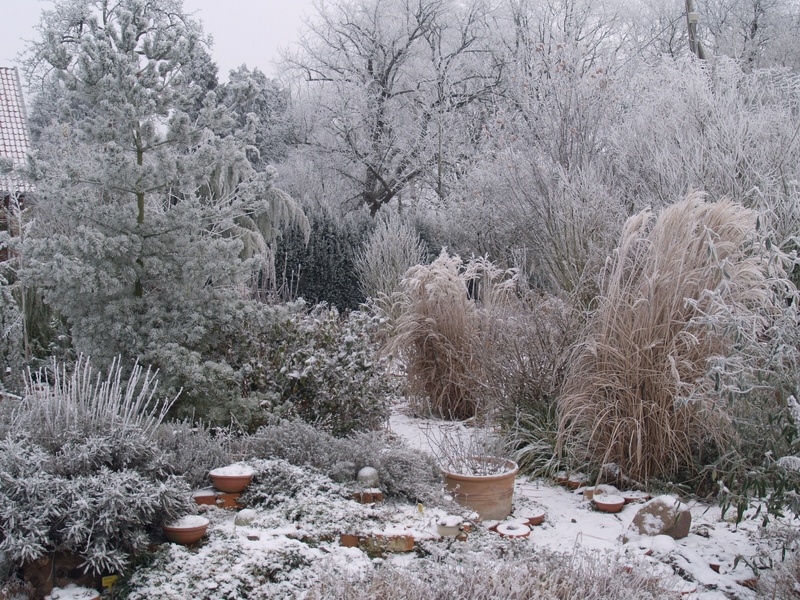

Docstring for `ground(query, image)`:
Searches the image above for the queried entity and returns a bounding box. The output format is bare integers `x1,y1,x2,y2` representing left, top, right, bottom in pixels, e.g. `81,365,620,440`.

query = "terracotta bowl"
516,509,545,526
162,516,209,545
209,465,254,493
593,494,625,513
621,490,651,504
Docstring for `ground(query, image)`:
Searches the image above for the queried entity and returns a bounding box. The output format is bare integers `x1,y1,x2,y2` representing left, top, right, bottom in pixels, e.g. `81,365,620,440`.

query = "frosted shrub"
249,304,395,436
154,420,235,489
237,459,369,538
611,58,800,222
354,213,427,317
308,534,671,599
0,359,193,574
8,357,176,477
243,420,443,504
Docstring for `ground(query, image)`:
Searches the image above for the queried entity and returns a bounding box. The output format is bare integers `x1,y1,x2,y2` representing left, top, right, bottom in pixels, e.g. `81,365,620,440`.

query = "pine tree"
20,0,306,419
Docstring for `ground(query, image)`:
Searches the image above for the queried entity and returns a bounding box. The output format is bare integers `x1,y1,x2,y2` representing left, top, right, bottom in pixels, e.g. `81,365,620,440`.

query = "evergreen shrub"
246,304,395,436
275,201,370,309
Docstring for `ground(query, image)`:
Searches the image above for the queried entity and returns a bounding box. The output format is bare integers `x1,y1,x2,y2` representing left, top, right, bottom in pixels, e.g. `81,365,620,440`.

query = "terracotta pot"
436,515,464,537
621,490,651,504
593,494,625,513
162,516,209,545
515,509,545,526
442,457,518,521
209,468,253,493
193,488,217,506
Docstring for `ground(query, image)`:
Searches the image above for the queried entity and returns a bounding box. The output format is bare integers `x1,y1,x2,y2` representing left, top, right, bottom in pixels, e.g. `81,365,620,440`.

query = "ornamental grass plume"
557,193,773,482
387,250,517,420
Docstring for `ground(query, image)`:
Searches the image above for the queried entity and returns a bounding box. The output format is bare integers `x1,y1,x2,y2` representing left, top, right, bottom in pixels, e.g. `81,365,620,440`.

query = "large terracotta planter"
442,457,518,520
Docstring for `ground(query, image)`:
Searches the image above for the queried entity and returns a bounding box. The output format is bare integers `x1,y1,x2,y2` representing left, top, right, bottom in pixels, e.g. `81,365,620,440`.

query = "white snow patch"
45,585,98,600
209,463,254,477
165,515,209,528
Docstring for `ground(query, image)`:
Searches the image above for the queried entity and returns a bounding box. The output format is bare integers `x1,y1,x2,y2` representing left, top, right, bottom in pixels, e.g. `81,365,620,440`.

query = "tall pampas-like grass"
557,193,773,482
386,250,517,420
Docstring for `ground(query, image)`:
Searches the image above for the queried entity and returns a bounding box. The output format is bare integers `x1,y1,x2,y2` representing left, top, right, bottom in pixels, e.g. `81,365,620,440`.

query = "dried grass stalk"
557,193,770,481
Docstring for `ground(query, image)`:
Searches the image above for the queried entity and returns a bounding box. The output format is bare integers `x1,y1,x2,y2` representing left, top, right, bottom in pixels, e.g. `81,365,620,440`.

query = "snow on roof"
0,66,32,196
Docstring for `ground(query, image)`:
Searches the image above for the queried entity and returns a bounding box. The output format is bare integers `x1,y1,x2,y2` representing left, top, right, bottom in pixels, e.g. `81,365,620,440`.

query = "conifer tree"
20,0,306,418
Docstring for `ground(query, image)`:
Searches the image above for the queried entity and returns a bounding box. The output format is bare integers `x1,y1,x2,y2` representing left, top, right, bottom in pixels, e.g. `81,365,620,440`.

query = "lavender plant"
0,358,193,574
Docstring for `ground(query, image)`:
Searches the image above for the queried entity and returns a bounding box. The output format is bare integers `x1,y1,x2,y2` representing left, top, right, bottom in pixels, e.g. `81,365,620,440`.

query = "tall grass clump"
354,213,427,318
386,250,516,420
558,194,776,482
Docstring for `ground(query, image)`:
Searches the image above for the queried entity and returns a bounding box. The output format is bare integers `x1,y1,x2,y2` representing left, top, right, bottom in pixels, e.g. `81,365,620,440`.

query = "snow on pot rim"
593,494,626,513
209,463,255,477
440,456,518,478
165,515,210,529
437,515,464,537
496,522,531,538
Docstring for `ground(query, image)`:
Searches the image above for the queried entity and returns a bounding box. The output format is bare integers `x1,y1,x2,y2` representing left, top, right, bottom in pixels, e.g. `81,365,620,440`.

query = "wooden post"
685,0,706,59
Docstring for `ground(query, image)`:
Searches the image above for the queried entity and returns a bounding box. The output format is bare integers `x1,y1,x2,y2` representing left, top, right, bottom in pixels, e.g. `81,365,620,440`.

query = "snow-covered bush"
0,440,191,573
237,458,377,539
611,58,800,223
248,304,394,436
119,530,323,599
243,420,442,504
0,359,194,574
354,213,428,314
308,533,671,599
154,420,235,489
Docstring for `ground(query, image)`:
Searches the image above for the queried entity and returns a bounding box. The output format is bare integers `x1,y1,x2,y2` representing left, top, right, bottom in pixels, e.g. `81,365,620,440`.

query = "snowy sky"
0,0,315,82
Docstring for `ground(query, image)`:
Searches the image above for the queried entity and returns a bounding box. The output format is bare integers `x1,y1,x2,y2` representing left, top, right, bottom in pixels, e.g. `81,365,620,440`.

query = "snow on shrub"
249,304,395,436
0,359,193,574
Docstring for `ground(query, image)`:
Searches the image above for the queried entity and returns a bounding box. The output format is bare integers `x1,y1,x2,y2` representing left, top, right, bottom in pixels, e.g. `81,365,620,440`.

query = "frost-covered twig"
16,356,178,442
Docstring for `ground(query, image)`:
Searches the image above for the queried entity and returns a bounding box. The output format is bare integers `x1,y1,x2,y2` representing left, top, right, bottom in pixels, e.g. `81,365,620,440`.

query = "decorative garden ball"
357,466,380,487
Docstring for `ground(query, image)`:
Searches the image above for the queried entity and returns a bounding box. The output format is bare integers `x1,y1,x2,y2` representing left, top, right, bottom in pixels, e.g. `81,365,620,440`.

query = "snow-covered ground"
60,410,798,599
388,410,797,599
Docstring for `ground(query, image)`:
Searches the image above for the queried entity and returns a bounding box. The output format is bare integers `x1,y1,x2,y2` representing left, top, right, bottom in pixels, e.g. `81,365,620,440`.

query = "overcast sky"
0,0,314,83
